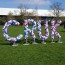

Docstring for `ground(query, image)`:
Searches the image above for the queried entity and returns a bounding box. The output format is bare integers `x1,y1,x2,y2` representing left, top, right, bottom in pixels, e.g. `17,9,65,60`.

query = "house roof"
0,8,65,16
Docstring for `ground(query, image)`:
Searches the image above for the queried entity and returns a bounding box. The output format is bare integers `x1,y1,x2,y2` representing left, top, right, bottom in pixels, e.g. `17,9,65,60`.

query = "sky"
0,0,65,9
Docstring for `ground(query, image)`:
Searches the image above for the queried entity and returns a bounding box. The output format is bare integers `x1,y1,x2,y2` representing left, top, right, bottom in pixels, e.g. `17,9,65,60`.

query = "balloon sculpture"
24,19,37,45
37,19,49,44
50,19,62,43
2,20,23,46
2,19,62,46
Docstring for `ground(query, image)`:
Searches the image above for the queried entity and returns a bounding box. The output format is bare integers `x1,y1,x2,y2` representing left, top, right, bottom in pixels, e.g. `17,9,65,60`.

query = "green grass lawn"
0,25,65,65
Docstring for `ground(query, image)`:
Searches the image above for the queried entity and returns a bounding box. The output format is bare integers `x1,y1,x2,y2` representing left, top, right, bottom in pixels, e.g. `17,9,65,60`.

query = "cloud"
14,0,51,5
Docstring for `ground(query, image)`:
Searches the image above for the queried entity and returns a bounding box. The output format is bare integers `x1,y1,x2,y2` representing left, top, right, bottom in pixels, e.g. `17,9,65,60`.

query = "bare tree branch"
50,1,64,17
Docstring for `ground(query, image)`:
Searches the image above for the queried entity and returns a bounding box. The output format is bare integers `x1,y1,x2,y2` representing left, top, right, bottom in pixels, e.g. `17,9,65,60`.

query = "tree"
17,4,38,25
18,4,29,17
7,11,14,20
18,4,38,17
50,2,64,17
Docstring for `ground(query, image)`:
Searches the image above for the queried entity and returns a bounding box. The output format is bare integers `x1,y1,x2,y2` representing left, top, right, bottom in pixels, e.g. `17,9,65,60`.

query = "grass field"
0,25,65,65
